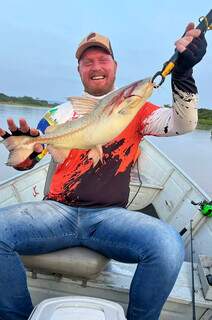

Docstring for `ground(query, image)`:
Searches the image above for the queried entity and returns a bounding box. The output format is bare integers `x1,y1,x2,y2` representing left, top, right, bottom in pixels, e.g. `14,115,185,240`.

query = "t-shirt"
43,101,159,207
35,81,198,208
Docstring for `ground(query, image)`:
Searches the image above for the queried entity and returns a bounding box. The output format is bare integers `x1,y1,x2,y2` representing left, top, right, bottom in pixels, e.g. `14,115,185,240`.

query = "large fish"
2,78,154,166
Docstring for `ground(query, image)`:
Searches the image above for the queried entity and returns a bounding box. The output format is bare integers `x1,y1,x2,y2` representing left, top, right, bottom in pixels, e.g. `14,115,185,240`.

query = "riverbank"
197,123,212,130
0,102,53,109
0,93,58,108
197,109,212,130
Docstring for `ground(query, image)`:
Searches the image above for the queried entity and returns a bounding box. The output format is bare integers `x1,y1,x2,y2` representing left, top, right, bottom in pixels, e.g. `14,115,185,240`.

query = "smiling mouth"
91,76,106,80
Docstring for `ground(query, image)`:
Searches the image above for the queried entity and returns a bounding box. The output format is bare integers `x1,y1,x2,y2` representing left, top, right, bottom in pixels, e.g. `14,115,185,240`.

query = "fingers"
175,23,201,53
185,28,201,38
34,143,43,153
6,118,40,136
175,37,193,53
19,118,30,133
7,118,17,132
0,128,10,139
30,128,40,136
19,118,39,136
185,22,195,33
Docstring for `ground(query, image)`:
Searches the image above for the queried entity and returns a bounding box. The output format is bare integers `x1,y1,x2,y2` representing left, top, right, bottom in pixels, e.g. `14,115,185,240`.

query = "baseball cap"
76,32,114,60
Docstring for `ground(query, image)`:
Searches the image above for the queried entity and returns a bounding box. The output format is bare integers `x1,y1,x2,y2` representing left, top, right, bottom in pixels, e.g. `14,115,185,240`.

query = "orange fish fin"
88,145,103,167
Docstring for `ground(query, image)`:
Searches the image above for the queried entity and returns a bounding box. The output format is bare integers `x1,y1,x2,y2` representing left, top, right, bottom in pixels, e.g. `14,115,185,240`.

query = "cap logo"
87,33,96,41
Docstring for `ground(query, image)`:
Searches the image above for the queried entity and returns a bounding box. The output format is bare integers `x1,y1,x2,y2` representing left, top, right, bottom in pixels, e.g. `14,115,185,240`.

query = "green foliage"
197,108,212,130
198,108,212,120
0,93,58,107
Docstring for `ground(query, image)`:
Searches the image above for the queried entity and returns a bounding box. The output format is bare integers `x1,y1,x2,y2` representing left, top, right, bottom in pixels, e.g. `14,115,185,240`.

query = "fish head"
122,78,154,101
102,78,154,116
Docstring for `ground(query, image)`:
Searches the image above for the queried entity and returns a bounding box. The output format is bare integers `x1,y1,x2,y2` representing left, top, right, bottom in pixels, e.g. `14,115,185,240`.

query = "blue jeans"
0,200,184,320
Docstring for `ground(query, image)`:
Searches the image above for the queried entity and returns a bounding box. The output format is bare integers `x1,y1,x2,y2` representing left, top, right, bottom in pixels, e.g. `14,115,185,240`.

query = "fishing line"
126,160,142,209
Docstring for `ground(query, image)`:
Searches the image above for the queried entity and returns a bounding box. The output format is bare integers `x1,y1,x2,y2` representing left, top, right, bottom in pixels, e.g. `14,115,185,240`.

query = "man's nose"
91,60,102,69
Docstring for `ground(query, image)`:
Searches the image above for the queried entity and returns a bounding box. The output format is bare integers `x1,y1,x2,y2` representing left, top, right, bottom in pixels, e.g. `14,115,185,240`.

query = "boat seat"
21,247,109,280
21,158,110,280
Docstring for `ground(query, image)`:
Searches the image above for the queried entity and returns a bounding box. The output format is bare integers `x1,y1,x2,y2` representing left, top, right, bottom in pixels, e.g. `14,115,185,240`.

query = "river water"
0,104,211,197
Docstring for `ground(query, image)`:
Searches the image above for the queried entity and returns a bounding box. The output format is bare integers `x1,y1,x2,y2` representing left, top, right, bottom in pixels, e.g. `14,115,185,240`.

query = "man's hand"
174,22,207,74
0,118,43,153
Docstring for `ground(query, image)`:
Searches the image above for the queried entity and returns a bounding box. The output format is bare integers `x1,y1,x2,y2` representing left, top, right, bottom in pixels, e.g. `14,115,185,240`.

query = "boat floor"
27,260,212,320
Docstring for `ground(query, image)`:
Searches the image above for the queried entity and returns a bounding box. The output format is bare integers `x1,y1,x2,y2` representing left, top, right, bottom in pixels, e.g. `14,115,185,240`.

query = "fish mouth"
125,81,154,100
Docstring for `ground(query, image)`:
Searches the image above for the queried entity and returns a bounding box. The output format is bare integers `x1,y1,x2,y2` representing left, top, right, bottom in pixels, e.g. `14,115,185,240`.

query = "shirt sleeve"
140,72,198,137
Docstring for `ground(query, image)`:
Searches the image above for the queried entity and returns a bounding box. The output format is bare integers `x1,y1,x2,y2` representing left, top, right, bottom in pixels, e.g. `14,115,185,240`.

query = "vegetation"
197,109,212,130
164,105,212,130
0,93,58,108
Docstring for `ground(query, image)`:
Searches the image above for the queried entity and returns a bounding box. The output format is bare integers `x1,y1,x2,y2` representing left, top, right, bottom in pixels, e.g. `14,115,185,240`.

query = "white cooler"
29,296,127,320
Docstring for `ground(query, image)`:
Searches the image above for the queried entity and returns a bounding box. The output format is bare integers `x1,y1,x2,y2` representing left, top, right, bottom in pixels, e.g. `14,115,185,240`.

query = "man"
0,24,207,320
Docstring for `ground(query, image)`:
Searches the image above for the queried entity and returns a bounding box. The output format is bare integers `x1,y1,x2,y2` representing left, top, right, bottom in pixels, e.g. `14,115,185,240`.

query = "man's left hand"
174,22,207,74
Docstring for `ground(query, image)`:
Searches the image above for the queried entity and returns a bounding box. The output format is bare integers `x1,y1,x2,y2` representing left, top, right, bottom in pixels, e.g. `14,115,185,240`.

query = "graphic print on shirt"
45,102,159,208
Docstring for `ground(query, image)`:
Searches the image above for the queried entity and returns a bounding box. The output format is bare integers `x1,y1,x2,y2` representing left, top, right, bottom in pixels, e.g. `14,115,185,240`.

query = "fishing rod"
179,200,212,320
152,9,212,88
191,199,212,217
180,200,212,236
190,219,196,320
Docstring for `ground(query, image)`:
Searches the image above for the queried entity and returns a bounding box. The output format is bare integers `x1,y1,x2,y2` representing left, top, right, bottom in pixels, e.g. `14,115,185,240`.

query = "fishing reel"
191,200,212,217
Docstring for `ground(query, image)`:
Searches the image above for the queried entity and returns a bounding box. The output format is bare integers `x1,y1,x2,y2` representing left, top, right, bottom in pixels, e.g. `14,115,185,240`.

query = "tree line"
0,93,57,107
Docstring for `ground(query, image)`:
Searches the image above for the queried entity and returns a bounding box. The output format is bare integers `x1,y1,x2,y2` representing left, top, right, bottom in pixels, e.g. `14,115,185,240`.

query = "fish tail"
3,136,35,167
3,135,33,150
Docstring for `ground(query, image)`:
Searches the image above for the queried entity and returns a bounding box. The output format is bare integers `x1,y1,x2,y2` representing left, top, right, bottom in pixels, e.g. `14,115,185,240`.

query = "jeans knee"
155,225,184,270
140,221,184,271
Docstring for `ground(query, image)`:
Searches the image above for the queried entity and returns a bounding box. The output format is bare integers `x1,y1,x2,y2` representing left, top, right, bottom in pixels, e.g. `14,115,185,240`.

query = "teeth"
91,76,105,80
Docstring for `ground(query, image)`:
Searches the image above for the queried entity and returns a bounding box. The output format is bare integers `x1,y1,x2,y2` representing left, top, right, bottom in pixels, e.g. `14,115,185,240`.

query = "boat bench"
21,159,109,280
21,247,109,280
20,158,161,280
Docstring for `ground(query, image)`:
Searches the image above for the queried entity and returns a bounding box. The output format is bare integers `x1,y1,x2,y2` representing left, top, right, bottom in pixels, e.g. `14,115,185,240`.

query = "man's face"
78,47,117,96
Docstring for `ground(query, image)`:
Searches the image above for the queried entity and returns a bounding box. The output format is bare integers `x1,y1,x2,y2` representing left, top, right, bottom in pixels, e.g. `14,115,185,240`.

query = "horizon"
0,1,211,108
0,91,212,110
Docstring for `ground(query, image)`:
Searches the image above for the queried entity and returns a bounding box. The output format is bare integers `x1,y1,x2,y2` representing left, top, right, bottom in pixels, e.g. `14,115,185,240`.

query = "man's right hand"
0,117,43,153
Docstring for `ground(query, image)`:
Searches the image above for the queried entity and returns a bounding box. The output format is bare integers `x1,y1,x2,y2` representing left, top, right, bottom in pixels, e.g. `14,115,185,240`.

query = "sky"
0,1,211,108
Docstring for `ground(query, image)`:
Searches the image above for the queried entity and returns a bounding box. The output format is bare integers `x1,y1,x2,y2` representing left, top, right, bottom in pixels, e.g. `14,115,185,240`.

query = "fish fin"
6,147,34,166
88,145,103,167
43,97,100,138
68,97,99,109
47,145,70,163
69,96,99,117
